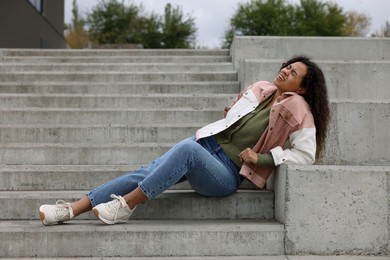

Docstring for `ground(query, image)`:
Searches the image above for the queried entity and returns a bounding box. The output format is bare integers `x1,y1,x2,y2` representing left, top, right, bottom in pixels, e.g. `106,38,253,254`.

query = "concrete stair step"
2,55,232,63
0,257,288,260
0,71,237,82
0,219,284,257
0,48,285,258
0,189,273,220
2,255,284,260
0,124,200,143
0,142,174,165
0,256,386,260
0,165,258,191
1,219,284,257
0,164,191,191
0,101,388,165
2,255,292,260
0,81,240,94
0,93,235,109
0,164,142,191
0,48,230,57
0,108,221,124
0,63,234,72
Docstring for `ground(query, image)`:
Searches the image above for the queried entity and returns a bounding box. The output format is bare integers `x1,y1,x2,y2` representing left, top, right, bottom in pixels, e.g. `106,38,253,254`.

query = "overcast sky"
64,0,390,48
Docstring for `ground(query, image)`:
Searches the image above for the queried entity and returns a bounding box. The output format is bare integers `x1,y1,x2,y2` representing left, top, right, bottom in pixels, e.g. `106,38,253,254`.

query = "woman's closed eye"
287,65,299,77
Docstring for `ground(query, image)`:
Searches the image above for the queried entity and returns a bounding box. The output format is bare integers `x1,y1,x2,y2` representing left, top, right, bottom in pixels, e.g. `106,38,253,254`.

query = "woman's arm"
270,127,316,165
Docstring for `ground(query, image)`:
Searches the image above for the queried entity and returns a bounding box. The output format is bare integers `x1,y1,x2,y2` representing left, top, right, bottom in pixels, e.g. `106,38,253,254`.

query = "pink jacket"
196,81,316,188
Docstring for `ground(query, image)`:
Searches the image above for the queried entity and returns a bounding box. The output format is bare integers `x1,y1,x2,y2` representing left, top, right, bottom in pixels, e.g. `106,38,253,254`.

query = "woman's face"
273,61,307,94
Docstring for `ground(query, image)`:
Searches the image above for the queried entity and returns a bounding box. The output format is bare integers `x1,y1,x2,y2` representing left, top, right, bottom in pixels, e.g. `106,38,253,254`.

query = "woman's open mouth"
277,74,284,81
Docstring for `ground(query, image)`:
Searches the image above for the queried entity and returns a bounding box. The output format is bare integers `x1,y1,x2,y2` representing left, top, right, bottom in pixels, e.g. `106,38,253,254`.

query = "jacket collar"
250,81,302,103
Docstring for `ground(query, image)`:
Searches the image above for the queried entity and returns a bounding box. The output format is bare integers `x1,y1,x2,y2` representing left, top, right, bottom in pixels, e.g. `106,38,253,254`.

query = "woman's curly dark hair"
281,55,330,160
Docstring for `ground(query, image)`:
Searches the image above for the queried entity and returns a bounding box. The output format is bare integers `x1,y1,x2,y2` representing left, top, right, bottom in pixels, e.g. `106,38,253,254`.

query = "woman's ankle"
71,196,93,216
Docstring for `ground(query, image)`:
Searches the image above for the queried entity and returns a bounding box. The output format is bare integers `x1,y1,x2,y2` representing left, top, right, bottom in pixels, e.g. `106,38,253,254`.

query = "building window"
29,0,43,14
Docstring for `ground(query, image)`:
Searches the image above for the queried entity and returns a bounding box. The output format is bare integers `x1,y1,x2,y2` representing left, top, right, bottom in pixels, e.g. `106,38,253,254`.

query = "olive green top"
214,95,275,167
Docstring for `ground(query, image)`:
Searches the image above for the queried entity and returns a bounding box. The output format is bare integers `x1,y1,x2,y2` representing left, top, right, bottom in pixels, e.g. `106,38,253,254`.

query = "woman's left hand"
239,148,258,164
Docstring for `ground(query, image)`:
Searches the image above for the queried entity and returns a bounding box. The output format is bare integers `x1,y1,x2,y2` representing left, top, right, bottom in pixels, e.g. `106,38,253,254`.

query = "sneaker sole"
38,206,53,226
92,207,127,225
39,209,47,225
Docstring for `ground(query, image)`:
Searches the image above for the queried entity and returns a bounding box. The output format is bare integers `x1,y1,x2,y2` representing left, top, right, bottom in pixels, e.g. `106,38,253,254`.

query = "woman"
39,55,330,225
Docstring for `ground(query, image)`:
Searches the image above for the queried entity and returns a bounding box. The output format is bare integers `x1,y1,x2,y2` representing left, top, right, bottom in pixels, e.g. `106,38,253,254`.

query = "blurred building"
0,0,66,48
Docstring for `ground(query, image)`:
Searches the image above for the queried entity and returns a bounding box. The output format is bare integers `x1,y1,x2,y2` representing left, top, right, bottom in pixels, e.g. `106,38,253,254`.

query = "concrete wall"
237,60,390,165
274,165,390,255
231,36,390,69
238,59,390,101
325,101,390,165
0,0,66,48
232,36,390,256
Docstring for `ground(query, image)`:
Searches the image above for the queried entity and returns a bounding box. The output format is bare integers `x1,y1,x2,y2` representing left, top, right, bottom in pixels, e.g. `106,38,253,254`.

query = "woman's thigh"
185,137,242,197
139,137,241,199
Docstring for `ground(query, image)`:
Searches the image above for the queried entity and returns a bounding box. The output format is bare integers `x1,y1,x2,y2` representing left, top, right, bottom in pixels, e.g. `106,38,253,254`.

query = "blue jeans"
87,136,243,207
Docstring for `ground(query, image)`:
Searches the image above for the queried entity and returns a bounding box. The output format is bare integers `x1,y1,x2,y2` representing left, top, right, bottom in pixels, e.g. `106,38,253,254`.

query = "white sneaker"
39,200,75,226
92,194,136,225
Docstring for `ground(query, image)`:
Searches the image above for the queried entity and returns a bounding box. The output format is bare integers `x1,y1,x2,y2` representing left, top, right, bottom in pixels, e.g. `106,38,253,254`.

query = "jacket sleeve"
269,127,316,165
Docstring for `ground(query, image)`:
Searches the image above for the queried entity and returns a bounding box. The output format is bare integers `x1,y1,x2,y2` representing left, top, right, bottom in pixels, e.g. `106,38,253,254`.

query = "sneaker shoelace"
106,194,128,220
55,200,74,221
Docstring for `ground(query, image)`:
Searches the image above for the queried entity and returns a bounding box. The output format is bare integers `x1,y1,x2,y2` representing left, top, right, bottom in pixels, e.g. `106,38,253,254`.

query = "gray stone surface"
0,189,274,220
1,38,389,257
325,101,390,165
1,256,390,260
0,220,284,257
231,36,390,68
0,93,235,108
1,101,387,166
274,165,390,255
0,71,237,82
238,59,390,100
0,62,234,72
0,81,239,95
0,48,230,56
0,47,283,258
237,60,390,165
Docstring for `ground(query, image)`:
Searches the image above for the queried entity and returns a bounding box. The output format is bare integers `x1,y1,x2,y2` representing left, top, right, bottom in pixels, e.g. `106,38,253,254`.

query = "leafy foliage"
64,0,89,48
87,0,141,44
293,0,346,36
161,4,197,48
86,0,197,48
343,11,371,36
222,0,371,48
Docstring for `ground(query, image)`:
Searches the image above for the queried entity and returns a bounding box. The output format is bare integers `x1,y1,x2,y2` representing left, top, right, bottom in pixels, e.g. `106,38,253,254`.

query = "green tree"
136,13,163,48
222,0,293,47
343,11,371,36
86,1,197,48
65,0,89,48
87,0,140,44
161,4,197,48
222,0,367,48
293,0,346,36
